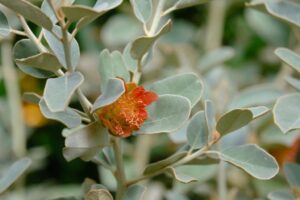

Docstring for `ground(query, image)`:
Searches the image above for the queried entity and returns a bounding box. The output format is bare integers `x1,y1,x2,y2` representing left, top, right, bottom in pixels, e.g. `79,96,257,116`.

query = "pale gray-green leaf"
147,73,203,107
0,0,52,31
44,72,84,112
130,0,152,23
39,99,81,128
123,43,138,72
13,39,55,78
217,109,252,135
275,48,300,73
217,106,269,135
41,0,75,24
63,147,100,162
187,111,209,149
205,100,216,136
131,20,172,60
85,189,113,200
44,25,80,70
197,47,235,72
143,151,187,175
284,163,300,189
219,144,279,180
228,84,282,109
16,52,62,73
164,0,208,15
273,93,300,133
286,76,300,91
137,95,191,134
265,1,300,27
62,0,123,29
124,185,146,200
0,10,10,38
92,78,125,112
65,122,109,149
23,92,41,104
166,167,197,184
268,190,295,200
0,158,31,193
248,106,269,118
99,49,130,91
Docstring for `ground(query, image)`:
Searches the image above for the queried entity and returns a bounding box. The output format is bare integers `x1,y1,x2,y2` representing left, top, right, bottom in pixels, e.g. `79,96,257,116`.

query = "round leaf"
219,144,279,180
137,95,191,134
273,93,300,134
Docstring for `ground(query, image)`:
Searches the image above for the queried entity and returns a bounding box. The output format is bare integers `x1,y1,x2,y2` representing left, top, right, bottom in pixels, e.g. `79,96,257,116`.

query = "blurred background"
0,0,299,199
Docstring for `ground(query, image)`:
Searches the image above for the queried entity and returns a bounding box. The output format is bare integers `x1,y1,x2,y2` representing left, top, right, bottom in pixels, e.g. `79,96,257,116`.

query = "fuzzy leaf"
166,167,197,184
137,95,191,134
92,78,125,112
0,0,53,31
286,76,300,91
284,163,300,190
130,0,152,23
99,49,130,91
0,10,10,38
0,158,31,193
39,99,81,128
217,106,269,135
130,20,172,60
13,39,55,78
187,111,209,149
44,25,80,70
16,52,62,73
265,1,300,27
275,48,300,73
219,144,279,180
124,185,146,200
44,72,84,112
164,0,208,15
228,84,282,109
62,0,123,29
273,93,300,133
147,73,203,107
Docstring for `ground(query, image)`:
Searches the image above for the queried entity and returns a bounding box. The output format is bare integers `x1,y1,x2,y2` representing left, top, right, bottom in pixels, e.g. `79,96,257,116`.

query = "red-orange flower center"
97,82,158,137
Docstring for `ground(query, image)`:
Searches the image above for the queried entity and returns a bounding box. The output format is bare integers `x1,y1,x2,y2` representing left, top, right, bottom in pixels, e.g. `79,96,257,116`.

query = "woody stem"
112,137,127,200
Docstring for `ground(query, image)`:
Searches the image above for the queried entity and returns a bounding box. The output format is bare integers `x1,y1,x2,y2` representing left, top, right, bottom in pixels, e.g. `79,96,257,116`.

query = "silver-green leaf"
124,185,146,200
187,111,209,150
13,39,55,78
15,52,62,73
219,144,279,180
137,95,191,134
273,93,300,134
0,0,53,31
99,49,130,91
275,48,300,73
0,158,31,193
92,78,125,112
147,73,203,107
39,98,81,128
44,72,84,112
216,106,269,135
130,19,172,60
44,25,80,70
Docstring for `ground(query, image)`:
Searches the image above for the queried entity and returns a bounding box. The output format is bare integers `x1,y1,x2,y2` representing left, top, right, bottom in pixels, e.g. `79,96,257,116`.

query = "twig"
112,138,127,200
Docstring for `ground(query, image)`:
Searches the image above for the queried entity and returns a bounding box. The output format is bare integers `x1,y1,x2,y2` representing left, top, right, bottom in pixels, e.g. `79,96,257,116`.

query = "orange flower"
96,82,158,137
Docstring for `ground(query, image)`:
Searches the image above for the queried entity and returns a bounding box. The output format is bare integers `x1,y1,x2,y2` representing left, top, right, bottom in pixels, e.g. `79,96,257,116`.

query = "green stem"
112,138,127,200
